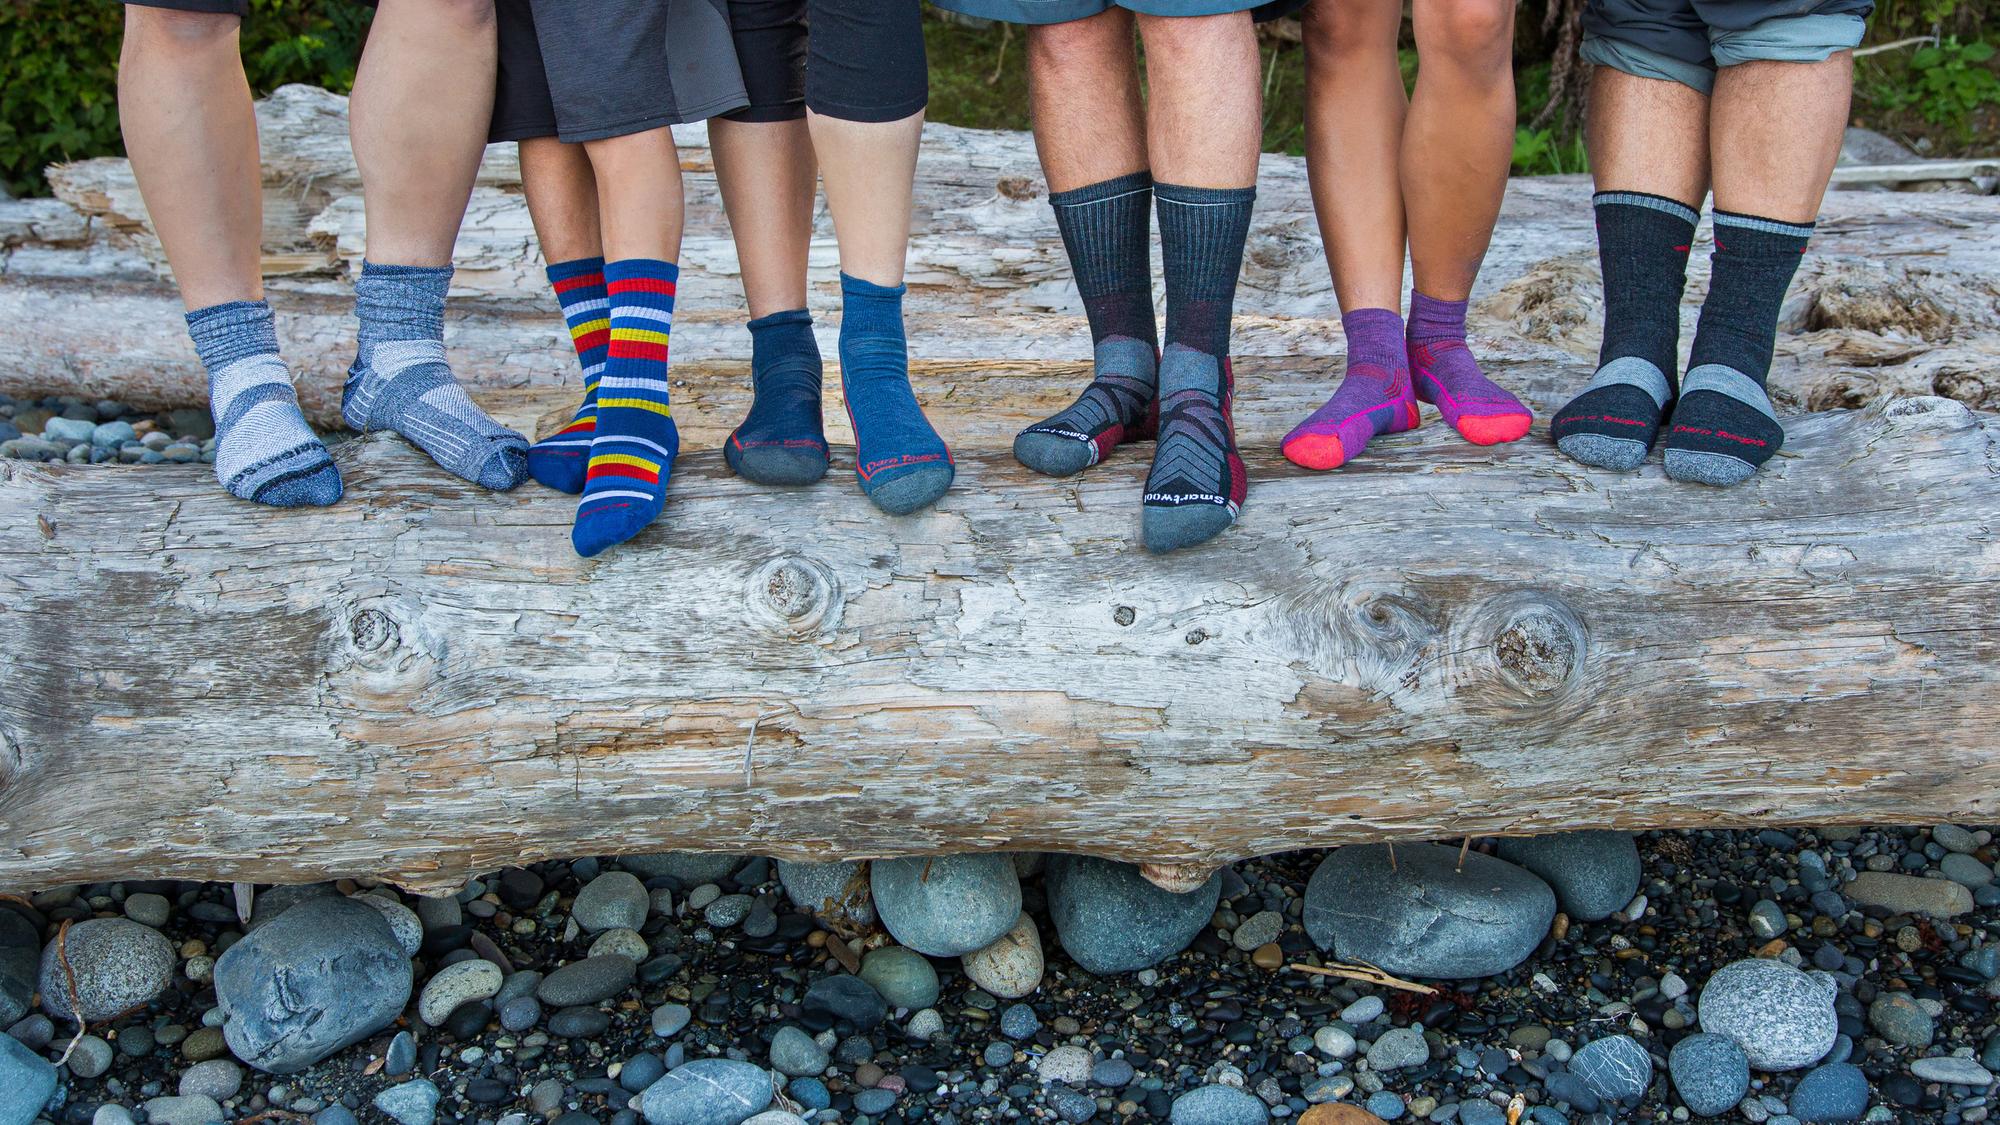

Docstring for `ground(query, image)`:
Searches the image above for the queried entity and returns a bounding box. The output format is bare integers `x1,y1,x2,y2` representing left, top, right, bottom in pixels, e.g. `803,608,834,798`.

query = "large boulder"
1492,832,1641,922
0,908,39,1027
0,1032,57,1125
1695,959,1838,1071
871,855,1021,958
214,895,413,1073
1303,844,1555,979
1044,855,1221,975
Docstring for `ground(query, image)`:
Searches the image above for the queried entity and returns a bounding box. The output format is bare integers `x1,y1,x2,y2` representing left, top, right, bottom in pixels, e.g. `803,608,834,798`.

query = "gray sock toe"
1557,433,1651,472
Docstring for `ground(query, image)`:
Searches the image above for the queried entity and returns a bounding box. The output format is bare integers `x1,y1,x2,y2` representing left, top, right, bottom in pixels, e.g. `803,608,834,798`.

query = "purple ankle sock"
1281,307,1420,471
1407,291,1532,446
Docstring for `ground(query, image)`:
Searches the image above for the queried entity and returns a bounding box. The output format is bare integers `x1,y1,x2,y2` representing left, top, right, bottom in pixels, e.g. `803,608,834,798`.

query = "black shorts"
492,0,750,143
121,0,376,15
723,0,929,125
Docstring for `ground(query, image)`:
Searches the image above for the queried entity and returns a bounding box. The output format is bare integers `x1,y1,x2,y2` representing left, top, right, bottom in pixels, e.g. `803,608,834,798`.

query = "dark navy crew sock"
728,308,828,486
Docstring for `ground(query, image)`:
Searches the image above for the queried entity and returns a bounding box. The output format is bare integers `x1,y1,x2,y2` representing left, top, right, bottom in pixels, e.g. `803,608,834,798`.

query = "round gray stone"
775,860,875,926
1866,993,1934,1049
1493,831,1642,923
373,1079,441,1125
1909,1055,1994,1087
872,855,1022,958
1570,1034,1652,1103
214,896,413,1074
419,959,504,1026
1304,844,1556,979
1169,1084,1268,1125
639,1058,774,1125
142,1096,226,1125
1044,855,1221,975
1697,960,1837,1072
1790,1062,1867,1122
537,955,637,1007
123,893,172,929
179,1058,244,1101
1037,1045,1093,1086
1669,1033,1750,1118
1367,1027,1430,1071
66,1033,114,1080
37,918,175,1021
769,1026,829,1077
572,873,650,933
858,946,939,1011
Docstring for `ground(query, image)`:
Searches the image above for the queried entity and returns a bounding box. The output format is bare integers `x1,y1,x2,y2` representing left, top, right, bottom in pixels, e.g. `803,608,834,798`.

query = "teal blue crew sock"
838,274,952,515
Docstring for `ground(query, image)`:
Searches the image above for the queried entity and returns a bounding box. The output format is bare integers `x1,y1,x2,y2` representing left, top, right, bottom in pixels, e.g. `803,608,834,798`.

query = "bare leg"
1587,66,1710,202
1404,0,1514,301
581,129,685,263
349,0,497,267
710,117,817,317
807,110,922,288
1026,10,1147,192
117,8,262,310
1708,56,1852,221
1300,0,1406,312
519,137,602,263
1134,12,1262,190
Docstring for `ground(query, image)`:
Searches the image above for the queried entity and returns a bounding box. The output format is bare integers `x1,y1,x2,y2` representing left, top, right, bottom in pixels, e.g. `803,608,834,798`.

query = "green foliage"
0,0,369,197
1863,35,2000,140
1511,125,1588,176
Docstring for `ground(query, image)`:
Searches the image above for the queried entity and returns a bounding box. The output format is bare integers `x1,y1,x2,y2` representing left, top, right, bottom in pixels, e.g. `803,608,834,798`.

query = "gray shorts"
492,0,749,143
930,0,1305,25
1581,0,1872,95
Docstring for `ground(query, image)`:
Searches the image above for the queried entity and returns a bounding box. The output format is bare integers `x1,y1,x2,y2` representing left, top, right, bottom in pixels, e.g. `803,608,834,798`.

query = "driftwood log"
2,85,1999,893
2,385,1997,894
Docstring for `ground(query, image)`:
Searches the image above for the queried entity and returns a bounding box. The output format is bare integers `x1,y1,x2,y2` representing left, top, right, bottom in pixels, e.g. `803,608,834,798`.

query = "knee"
1301,0,1398,62
122,6,239,57
1134,11,1251,61
1417,0,1514,70
1027,14,1128,74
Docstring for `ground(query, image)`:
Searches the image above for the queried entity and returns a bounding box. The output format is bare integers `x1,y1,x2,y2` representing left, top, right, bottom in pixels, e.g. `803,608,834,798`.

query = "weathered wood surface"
1,385,1995,894
5,84,1999,426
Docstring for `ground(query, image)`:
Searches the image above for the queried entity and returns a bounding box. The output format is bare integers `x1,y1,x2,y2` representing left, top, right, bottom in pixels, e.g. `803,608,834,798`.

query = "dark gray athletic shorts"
930,0,1304,25
722,0,929,125
1582,0,1873,94
492,0,749,143
121,0,374,16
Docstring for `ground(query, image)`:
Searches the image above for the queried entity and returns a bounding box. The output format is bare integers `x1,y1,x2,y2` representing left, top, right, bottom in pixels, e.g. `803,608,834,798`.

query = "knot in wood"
348,607,399,653
1492,602,1584,697
748,556,840,637
1112,606,1136,627
995,176,1039,201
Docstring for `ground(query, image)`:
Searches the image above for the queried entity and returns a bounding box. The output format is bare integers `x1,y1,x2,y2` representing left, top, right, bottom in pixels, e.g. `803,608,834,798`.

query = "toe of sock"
730,443,830,487
1556,432,1651,472
572,504,660,558
864,463,954,516
1013,431,1096,478
1664,447,1758,486
476,440,531,491
1281,431,1349,472
527,449,586,495
1456,411,1534,446
1142,502,1236,553
255,461,345,508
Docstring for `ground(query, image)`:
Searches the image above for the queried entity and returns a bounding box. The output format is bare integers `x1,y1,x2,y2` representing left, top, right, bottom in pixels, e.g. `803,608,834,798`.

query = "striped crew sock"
1552,191,1698,470
726,308,829,486
572,259,680,558
342,262,529,490
1663,210,1809,485
839,273,954,515
1407,290,1532,445
1141,182,1254,553
1015,171,1160,477
189,300,342,507
527,257,611,494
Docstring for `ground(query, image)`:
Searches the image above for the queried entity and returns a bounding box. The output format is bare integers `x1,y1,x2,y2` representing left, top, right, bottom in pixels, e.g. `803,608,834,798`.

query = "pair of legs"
1280,0,1532,473
118,0,524,506
1011,6,1263,553
1552,4,1855,485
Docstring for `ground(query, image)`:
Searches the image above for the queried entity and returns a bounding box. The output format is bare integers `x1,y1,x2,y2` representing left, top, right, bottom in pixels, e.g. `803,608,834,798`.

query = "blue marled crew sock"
187,300,342,507
342,261,528,490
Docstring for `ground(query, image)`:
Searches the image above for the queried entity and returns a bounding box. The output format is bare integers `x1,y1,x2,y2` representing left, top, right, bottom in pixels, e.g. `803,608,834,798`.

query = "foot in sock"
1016,171,1160,477
727,308,828,486
1142,345,1245,553
528,257,611,494
342,261,529,490
1662,210,1809,485
1014,338,1158,476
189,300,343,507
1552,191,1698,470
838,273,952,515
573,260,681,557
1406,291,1531,445
1281,307,1421,471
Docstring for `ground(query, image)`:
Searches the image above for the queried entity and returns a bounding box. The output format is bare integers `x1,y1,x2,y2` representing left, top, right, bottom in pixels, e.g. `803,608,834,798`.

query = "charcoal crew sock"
573,259,681,557
343,262,529,490
839,274,953,515
1664,210,1809,485
1551,191,1699,470
527,257,612,494
189,300,342,507
727,308,829,486
1142,181,1254,554
1015,171,1160,477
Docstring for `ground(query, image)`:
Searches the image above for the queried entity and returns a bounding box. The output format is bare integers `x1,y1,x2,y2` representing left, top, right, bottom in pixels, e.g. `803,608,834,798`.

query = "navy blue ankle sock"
727,308,828,486
838,273,953,515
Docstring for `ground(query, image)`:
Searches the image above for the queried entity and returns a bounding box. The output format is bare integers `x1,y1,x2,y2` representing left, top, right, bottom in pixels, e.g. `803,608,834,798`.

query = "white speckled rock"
418,959,504,1026
962,913,1043,1000
1696,959,1838,1071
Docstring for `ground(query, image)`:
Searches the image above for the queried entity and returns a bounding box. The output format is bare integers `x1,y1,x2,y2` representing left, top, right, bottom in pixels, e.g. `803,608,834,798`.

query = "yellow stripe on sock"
598,397,674,417
589,453,661,471
571,318,610,339
609,328,672,346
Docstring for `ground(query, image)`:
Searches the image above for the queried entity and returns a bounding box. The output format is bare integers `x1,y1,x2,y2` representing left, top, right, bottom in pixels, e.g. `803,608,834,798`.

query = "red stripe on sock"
607,277,678,296
553,273,604,294
608,341,670,362
572,328,610,354
587,462,660,483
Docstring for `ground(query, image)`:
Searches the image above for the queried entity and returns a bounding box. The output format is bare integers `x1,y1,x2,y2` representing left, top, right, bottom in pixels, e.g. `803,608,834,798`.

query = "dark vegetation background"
0,0,1994,198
